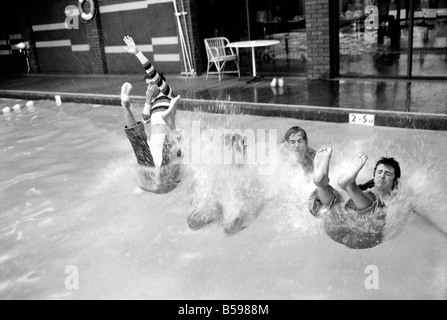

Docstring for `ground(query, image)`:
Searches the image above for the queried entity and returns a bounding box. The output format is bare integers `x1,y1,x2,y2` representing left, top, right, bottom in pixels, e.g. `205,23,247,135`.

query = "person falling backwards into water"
120,35,182,194
309,148,401,249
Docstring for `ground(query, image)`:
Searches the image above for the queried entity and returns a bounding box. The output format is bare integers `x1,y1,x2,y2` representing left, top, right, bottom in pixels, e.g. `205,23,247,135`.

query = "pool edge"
0,89,446,131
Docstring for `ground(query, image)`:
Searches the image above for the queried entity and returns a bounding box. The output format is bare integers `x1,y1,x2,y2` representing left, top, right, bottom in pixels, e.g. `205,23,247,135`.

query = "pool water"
0,98,446,300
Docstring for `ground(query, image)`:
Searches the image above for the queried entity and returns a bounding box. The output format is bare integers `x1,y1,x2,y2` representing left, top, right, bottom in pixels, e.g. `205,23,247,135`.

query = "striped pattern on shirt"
136,51,174,99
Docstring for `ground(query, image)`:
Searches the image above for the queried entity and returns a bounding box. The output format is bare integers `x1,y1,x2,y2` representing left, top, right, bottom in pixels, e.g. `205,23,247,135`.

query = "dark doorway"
196,0,307,76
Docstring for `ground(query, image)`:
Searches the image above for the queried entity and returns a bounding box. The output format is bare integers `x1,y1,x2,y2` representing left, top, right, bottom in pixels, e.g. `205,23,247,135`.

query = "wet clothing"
309,186,386,249
142,97,172,125
136,51,176,131
151,96,172,114
136,51,173,120
123,52,182,193
125,122,182,194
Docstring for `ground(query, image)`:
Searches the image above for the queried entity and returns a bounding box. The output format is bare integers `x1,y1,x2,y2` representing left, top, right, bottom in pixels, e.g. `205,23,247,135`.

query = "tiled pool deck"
0,74,446,130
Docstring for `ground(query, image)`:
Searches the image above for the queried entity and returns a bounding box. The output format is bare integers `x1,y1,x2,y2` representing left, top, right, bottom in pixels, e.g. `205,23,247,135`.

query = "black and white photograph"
0,0,446,302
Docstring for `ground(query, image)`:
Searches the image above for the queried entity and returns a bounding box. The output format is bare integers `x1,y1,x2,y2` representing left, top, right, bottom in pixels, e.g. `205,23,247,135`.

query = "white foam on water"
3,223,18,236
14,151,31,157
180,252,201,261
25,188,42,196
38,218,54,228
431,257,447,299
133,187,145,195
0,281,14,291
0,255,13,264
23,207,55,221
16,272,40,284
0,273,41,293
47,291,72,299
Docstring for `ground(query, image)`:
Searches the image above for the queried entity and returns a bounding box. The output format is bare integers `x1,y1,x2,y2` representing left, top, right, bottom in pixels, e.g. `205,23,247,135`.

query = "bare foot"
338,153,368,190
313,147,332,188
121,82,133,106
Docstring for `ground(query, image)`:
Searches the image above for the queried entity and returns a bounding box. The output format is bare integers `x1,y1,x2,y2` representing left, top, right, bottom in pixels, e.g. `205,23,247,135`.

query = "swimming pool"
0,98,446,300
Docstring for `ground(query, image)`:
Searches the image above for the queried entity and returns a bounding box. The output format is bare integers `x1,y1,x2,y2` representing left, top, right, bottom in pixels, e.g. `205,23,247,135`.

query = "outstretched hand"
123,35,139,55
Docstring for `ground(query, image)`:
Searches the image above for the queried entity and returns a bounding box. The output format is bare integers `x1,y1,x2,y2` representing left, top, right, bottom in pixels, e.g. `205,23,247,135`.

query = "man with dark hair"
359,157,401,191
282,126,316,174
308,148,401,249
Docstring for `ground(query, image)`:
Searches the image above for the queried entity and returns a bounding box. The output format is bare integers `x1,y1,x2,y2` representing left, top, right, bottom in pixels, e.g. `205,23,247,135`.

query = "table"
227,40,280,83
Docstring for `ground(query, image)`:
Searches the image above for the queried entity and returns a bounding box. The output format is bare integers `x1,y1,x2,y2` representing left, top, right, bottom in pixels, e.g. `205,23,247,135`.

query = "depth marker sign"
349,113,375,126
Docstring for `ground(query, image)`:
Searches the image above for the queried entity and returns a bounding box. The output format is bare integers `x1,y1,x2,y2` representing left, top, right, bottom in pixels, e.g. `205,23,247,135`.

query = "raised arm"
123,36,174,98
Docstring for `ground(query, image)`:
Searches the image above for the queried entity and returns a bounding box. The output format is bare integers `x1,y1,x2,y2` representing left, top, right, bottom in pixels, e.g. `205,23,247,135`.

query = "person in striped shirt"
123,35,176,125
120,36,182,194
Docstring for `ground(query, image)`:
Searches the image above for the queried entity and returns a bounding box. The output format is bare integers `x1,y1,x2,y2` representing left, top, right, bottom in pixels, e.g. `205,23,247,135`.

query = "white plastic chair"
204,37,240,81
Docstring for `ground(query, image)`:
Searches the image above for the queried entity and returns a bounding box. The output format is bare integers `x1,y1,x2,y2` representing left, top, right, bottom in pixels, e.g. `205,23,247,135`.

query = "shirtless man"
282,126,316,174
309,148,401,249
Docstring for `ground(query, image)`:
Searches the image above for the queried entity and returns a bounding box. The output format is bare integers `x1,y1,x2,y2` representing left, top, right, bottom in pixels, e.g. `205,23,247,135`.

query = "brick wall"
0,0,40,74
305,0,338,79
100,0,180,74
85,2,107,74
182,0,203,75
0,0,182,75
23,0,93,74
17,5,40,74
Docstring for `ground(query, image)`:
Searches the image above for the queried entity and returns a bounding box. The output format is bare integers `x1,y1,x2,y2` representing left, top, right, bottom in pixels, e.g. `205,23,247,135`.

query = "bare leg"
313,148,334,206
338,153,374,211
121,82,137,128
